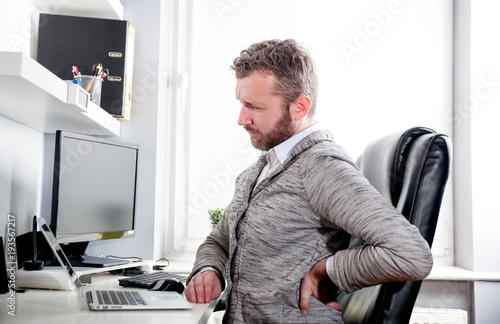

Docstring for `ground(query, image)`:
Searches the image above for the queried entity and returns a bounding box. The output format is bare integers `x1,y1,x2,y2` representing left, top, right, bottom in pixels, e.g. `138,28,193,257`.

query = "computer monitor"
50,131,139,267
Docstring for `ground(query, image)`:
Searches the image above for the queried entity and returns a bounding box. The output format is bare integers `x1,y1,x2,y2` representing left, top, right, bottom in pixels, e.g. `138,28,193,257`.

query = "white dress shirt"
255,123,322,186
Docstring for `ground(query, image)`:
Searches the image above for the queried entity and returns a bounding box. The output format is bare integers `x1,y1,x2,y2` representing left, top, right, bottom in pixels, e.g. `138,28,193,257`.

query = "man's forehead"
235,72,276,98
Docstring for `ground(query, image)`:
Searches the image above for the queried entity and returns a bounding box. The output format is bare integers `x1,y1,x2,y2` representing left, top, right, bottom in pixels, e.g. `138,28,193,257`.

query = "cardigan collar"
249,129,335,197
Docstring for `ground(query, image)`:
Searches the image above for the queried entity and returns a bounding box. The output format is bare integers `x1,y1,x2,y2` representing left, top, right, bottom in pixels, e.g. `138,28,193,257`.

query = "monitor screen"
50,131,138,245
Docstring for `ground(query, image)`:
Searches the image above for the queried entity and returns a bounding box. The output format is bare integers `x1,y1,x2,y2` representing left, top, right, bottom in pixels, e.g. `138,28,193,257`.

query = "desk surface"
1,271,218,324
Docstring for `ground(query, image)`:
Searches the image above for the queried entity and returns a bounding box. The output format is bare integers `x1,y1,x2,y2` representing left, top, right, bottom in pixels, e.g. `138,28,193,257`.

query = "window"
164,0,454,264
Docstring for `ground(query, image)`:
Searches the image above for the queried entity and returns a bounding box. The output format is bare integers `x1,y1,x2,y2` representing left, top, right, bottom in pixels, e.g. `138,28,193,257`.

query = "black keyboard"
118,271,187,289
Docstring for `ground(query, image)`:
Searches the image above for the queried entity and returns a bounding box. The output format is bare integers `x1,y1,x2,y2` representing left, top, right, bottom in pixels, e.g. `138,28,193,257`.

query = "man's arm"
302,155,433,294
186,206,232,303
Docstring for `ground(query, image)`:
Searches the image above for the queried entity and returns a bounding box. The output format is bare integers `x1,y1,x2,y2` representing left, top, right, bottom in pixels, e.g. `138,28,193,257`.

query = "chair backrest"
338,127,452,324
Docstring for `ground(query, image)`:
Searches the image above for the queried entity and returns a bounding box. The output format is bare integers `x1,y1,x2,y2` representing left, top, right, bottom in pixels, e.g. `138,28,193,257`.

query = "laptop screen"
36,215,83,289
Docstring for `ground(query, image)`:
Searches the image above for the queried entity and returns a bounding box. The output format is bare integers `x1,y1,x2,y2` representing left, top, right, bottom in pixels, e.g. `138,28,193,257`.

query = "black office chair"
338,126,452,324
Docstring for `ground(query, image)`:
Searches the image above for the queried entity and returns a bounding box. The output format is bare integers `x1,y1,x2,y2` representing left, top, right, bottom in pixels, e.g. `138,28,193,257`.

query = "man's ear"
290,96,312,121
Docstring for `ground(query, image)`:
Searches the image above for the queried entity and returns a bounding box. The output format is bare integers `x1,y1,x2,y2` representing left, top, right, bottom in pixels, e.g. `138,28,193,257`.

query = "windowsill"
426,265,500,282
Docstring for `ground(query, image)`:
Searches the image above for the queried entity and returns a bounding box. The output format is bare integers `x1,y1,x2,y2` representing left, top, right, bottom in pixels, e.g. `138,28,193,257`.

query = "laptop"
36,215,193,311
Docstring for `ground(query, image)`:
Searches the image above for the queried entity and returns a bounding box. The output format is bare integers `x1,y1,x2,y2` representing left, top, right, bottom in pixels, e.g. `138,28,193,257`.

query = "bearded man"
184,39,433,324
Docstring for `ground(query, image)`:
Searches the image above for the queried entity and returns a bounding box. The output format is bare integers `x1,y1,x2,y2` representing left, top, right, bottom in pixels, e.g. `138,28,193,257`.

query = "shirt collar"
269,123,322,165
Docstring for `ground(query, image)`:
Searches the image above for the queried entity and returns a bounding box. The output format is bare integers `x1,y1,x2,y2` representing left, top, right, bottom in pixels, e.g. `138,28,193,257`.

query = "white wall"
467,0,500,273
454,0,500,322
0,0,45,246
416,281,471,317
0,118,44,241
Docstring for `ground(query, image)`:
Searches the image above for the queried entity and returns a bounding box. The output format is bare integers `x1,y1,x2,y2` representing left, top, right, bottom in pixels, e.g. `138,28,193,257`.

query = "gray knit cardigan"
189,130,433,323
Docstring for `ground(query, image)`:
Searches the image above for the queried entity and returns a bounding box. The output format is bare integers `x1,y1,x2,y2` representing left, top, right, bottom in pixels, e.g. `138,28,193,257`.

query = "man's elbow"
407,245,434,281
421,247,434,278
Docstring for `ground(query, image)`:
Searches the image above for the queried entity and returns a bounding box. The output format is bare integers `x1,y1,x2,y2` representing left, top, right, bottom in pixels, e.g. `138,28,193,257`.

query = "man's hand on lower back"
299,257,343,314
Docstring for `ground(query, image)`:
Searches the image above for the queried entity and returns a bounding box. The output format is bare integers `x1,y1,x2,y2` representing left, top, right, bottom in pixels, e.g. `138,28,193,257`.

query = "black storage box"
37,13,135,121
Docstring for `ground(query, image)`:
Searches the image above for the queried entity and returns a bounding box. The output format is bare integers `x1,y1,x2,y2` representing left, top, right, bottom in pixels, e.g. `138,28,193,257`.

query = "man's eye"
240,101,260,110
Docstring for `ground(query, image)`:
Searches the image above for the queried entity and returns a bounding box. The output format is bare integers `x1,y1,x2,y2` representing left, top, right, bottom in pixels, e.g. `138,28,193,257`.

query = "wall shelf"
28,0,124,20
0,51,120,136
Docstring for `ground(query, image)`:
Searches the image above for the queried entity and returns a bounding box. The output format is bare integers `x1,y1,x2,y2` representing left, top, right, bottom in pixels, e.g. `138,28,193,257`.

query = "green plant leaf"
208,207,224,229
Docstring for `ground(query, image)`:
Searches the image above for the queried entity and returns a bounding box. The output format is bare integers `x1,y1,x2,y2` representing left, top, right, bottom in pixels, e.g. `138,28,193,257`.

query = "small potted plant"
208,207,224,229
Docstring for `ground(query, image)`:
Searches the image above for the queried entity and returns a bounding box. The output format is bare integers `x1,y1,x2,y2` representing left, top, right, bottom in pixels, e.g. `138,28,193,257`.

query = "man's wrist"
326,256,336,283
196,266,218,276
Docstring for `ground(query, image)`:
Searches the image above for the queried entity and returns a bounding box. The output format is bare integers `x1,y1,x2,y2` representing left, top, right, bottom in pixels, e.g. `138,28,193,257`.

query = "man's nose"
238,106,251,126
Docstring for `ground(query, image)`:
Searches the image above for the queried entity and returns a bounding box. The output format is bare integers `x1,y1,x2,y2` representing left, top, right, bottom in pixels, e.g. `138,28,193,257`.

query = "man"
185,39,433,323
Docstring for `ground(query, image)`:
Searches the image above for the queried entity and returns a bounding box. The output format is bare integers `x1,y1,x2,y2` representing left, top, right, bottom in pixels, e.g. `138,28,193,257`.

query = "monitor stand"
69,254,128,268
47,241,128,268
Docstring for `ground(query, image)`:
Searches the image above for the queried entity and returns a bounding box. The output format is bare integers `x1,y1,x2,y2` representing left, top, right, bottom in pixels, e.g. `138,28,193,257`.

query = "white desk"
1,271,218,324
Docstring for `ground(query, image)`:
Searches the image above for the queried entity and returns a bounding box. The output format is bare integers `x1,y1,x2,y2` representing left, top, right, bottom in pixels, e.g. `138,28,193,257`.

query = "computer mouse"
147,279,185,294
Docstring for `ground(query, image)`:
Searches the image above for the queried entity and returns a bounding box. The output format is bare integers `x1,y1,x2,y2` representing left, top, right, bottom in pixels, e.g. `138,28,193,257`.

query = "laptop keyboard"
95,290,147,305
118,271,187,289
